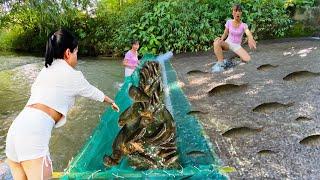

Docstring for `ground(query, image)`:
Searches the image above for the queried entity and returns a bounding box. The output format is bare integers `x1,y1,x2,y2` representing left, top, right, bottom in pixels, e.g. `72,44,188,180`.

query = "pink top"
125,50,138,68
225,19,248,44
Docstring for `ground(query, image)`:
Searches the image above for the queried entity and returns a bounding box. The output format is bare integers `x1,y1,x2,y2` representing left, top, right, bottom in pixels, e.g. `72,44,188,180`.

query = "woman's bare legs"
21,156,52,180
213,38,229,62
6,159,27,180
212,38,230,72
234,47,251,62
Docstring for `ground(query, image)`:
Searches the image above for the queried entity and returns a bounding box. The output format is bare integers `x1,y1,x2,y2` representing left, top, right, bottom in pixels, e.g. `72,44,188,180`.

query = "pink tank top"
124,50,138,67
225,19,248,44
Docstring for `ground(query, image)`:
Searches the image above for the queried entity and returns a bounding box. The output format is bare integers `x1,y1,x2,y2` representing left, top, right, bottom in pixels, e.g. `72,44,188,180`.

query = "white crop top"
26,59,105,128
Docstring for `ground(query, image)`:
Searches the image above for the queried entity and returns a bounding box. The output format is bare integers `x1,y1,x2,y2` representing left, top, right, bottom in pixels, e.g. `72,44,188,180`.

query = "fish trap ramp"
61,54,227,179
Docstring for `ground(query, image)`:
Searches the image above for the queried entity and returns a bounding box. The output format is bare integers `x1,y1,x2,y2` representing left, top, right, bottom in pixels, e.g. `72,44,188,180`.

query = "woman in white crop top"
5,29,119,180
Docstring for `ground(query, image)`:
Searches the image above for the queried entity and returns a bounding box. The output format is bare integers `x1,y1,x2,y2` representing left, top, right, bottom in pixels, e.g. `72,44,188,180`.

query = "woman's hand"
245,29,257,50
122,59,128,66
248,38,256,50
111,102,120,112
214,37,223,43
104,96,120,112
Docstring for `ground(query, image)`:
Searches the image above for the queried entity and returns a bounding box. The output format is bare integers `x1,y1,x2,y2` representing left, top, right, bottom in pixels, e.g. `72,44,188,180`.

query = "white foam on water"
156,51,173,63
114,82,124,90
158,52,174,114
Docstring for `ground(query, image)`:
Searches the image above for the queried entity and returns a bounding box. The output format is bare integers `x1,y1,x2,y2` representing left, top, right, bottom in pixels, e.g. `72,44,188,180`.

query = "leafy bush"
240,0,292,38
0,27,22,51
113,0,221,54
0,1,105,55
285,0,316,8
113,0,293,54
0,0,316,56
95,0,173,55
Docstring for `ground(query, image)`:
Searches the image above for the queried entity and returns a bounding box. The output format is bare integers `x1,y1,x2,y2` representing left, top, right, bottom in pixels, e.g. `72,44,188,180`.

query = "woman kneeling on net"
212,4,257,72
5,29,119,180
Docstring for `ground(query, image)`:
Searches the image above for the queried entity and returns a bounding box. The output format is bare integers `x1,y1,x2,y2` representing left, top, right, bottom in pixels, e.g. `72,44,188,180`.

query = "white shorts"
5,107,55,162
125,67,135,77
225,38,242,52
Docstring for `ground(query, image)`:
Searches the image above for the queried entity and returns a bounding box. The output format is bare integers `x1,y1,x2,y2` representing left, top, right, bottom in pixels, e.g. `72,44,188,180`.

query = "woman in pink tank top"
123,40,140,77
212,4,257,72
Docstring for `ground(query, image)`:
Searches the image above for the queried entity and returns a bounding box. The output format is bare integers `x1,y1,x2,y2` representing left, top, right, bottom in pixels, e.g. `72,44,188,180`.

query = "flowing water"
0,55,123,171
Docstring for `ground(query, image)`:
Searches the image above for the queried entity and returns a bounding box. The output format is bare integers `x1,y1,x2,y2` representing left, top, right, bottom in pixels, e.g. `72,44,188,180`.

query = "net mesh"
61,54,227,179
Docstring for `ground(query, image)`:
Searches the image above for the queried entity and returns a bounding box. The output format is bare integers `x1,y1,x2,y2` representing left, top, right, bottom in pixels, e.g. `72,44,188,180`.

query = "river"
0,55,123,171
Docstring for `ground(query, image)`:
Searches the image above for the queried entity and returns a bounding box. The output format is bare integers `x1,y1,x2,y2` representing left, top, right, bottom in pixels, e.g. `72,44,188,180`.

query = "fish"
158,133,175,146
130,127,146,142
118,103,142,126
140,69,147,83
139,109,154,119
162,107,175,123
139,82,151,95
103,123,146,167
163,153,179,167
142,66,150,80
151,62,160,77
154,92,161,104
128,152,158,170
140,116,154,127
158,148,176,158
146,123,167,143
103,125,130,166
148,79,161,96
129,86,150,102
105,59,180,169
148,108,176,146
159,142,177,150
144,62,154,77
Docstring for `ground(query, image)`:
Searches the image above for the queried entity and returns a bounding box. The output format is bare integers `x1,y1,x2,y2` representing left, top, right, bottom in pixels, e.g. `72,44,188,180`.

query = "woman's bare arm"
221,28,229,40
245,29,256,49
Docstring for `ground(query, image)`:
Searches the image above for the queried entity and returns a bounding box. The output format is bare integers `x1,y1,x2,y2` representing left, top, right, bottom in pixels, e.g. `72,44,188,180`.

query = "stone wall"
293,1,320,36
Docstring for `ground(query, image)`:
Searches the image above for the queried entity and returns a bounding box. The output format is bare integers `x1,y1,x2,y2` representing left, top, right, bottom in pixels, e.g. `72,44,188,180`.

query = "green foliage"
287,22,316,37
0,27,22,51
0,0,103,54
98,0,156,55
0,0,317,56
240,0,292,39
114,0,221,54
113,0,293,54
285,0,316,8
284,0,316,17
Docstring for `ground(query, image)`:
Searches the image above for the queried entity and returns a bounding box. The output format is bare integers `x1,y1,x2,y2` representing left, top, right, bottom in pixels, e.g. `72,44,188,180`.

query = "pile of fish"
103,61,179,170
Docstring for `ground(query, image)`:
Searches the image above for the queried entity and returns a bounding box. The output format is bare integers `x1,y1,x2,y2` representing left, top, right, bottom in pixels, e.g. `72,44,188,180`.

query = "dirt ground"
171,37,320,179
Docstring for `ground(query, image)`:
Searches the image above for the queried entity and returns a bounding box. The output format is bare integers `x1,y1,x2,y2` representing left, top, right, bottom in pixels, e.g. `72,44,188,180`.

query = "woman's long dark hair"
45,29,78,68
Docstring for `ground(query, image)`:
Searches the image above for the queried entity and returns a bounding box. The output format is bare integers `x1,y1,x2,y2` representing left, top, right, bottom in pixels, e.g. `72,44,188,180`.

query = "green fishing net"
61,54,227,179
